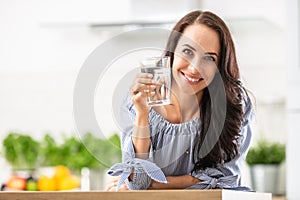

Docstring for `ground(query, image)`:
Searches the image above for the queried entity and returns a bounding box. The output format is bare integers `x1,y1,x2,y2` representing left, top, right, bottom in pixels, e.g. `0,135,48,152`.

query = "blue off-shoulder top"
108,92,253,191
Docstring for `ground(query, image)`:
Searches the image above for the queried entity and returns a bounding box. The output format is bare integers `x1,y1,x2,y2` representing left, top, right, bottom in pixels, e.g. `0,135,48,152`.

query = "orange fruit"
37,175,56,191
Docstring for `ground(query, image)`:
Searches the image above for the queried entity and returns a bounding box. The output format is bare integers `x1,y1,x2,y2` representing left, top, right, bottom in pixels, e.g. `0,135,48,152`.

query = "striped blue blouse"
108,93,253,190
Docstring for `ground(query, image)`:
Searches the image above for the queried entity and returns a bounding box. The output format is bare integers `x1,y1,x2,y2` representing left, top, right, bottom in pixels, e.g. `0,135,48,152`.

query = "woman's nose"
187,63,201,75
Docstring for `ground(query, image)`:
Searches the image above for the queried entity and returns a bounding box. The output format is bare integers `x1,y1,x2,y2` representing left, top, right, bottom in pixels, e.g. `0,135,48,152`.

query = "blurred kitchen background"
0,0,299,198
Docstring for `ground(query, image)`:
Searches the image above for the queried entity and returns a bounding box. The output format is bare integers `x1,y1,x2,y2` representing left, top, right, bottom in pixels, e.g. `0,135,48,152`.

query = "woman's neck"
153,83,203,124
173,88,202,123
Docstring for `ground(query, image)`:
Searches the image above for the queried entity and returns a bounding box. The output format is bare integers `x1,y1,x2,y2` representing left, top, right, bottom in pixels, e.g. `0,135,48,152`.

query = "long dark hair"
165,10,245,170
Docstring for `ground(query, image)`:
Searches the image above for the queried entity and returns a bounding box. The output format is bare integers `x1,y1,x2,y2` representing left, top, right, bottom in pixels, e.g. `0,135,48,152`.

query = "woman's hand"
104,176,129,191
130,73,156,115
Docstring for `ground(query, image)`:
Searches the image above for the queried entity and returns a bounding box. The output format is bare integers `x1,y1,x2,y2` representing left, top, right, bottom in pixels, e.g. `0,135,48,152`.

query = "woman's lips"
181,72,203,84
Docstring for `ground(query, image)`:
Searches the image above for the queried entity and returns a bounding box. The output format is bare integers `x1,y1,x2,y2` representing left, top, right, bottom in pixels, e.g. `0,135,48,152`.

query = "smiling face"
172,24,220,98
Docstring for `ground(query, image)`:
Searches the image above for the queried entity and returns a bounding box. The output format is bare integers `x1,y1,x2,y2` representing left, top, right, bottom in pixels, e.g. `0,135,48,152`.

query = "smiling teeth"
185,75,200,82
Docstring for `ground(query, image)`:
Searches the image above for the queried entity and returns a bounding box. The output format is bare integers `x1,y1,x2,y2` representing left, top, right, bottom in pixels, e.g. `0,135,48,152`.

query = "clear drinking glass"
140,56,171,106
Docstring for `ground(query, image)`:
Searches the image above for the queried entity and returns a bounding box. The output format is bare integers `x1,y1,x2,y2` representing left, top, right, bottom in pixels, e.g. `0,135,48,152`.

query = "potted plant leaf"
246,140,285,195
2,132,41,171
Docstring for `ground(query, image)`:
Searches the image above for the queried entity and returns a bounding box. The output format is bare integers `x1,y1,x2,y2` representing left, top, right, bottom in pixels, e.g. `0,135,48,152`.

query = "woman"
106,10,253,191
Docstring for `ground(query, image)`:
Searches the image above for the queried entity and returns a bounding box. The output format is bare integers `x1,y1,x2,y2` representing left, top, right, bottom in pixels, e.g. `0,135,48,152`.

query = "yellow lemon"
57,175,80,190
37,175,56,191
53,165,71,180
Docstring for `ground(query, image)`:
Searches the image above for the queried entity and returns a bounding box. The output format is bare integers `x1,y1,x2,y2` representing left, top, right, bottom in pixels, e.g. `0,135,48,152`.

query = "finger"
136,73,153,79
131,84,156,95
108,182,119,192
134,73,156,86
118,183,129,191
108,181,125,192
140,84,156,93
138,77,156,85
131,83,146,94
130,81,156,95
132,91,156,102
112,183,128,192
130,73,156,95
105,182,115,191
144,84,157,92
105,184,112,191
108,186,116,192
105,176,120,191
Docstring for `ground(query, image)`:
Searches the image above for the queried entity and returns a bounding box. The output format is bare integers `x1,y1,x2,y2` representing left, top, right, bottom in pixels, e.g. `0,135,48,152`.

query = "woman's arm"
132,114,151,159
187,98,254,190
130,73,155,159
149,175,200,189
107,93,167,190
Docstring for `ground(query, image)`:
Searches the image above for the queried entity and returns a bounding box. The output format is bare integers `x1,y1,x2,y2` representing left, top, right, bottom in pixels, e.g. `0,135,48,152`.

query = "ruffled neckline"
149,108,200,126
148,108,201,135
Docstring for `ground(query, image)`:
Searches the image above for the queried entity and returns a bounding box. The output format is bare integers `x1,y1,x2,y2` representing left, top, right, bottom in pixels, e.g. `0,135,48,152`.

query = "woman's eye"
203,55,216,62
182,48,194,57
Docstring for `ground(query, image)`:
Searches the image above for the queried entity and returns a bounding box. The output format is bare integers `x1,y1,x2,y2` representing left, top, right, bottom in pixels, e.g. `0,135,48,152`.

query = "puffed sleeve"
107,94,167,190
188,93,253,190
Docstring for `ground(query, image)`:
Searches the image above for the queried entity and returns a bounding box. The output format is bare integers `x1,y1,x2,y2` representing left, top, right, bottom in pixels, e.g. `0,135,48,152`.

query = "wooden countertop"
0,189,272,200
272,197,286,200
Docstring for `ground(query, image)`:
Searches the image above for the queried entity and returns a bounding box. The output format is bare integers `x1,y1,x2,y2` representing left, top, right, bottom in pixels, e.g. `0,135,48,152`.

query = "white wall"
286,0,300,199
0,0,132,183
0,0,124,138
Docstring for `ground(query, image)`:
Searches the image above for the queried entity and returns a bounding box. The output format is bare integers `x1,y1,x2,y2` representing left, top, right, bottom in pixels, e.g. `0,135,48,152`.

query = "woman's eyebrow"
183,44,196,51
206,52,218,57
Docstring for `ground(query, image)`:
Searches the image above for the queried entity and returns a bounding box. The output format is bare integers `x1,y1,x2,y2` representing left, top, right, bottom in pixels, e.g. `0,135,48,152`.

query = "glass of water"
140,56,171,106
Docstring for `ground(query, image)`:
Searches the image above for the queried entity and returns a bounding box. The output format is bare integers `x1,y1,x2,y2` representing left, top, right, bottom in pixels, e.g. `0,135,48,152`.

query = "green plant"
2,132,41,170
40,134,61,167
40,132,121,173
246,140,285,165
2,132,122,173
